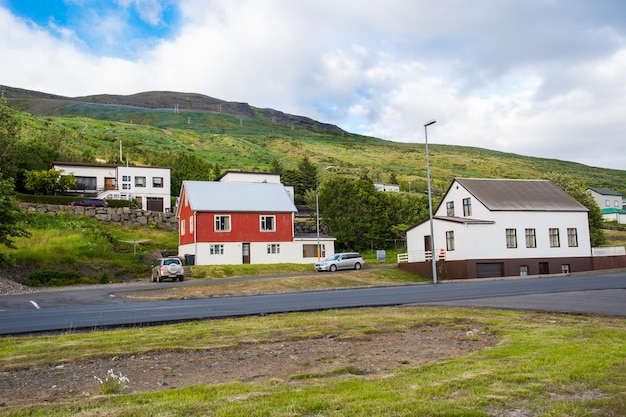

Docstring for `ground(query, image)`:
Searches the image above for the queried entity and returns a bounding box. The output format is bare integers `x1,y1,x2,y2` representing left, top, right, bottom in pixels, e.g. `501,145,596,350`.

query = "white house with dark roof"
402,178,593,279
53,161,171,212
176,180,335,265
586,187,626,223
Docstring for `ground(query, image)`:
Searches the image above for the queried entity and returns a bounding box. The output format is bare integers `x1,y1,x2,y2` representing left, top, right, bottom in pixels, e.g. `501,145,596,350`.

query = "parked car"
70,198,109,207
151,257,185,282
314,252,365,272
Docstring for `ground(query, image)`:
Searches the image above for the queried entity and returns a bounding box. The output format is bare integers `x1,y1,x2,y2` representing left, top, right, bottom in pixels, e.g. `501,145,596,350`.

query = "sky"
1,1,626,170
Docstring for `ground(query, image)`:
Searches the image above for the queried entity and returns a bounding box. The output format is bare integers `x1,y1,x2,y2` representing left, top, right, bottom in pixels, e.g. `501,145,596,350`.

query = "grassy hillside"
4,86,626,195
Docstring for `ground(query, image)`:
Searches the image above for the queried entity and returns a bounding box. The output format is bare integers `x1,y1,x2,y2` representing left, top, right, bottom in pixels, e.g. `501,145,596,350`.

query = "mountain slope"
3,85,625,195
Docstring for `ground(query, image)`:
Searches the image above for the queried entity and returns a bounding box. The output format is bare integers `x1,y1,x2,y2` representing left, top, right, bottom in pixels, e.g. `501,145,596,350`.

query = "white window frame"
567,228,578,247
463,198,472,217
181,219,186,236
215,215,231,232
506,228,517,249
210,244,224,255
260,215,276,232
549,228,560,248
153,177,164,188
267,243,280,254
135,176,146,187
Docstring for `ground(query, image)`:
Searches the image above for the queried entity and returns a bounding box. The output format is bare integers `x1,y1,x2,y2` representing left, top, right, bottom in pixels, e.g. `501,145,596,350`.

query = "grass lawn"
0,307,624,416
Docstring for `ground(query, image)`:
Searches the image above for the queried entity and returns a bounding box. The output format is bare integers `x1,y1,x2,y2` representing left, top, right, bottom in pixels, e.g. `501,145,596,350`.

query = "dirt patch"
0,325,496,409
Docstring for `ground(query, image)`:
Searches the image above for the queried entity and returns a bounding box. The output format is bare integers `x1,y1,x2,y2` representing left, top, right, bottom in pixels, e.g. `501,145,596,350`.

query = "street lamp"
316,175,321,261
315,166,335,261
424,119,437,284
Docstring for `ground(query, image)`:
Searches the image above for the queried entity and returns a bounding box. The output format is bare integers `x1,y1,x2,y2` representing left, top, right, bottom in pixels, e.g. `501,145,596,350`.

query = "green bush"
25,268,82,287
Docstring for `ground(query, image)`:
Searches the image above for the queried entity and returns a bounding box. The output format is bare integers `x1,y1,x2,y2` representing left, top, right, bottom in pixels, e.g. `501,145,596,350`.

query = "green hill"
3,85,626,196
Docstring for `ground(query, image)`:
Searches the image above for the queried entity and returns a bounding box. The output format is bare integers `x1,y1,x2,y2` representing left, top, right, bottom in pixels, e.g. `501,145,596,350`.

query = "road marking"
29,301,41,309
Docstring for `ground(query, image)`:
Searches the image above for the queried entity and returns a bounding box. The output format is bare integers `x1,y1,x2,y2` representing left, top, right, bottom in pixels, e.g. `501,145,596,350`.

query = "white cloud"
1,1,626,169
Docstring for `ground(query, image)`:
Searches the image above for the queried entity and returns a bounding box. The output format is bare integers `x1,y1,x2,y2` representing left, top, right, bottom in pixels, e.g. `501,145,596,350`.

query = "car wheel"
151,274,156,282
157,275,162,283
354,262,362,270
178,276,184,282
330,264,337,272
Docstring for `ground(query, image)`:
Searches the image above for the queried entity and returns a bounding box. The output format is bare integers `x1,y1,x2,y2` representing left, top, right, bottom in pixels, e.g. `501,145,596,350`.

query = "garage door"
476,262,504,278
147,197,164,212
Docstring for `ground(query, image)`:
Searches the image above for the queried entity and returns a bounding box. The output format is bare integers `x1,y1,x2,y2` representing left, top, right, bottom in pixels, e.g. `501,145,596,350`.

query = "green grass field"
0,307,624,416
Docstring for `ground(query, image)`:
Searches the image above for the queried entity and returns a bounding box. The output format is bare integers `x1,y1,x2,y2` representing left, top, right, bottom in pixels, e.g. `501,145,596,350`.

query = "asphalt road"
0,271,624,335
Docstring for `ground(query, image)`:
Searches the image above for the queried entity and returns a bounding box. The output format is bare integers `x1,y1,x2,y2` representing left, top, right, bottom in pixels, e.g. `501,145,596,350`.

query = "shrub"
25,268,82,287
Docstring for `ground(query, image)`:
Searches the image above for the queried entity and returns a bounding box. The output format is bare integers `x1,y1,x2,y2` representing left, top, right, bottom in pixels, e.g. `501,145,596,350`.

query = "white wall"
407,211,591,262
115,166,171,211
179,238,336,265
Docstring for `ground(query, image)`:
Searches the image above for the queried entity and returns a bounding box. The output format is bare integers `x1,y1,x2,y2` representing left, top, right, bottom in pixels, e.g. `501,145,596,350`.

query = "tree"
23,169,76,195
295,156,317,197
547,172,606,247
0,178,30,261
0,95,21,179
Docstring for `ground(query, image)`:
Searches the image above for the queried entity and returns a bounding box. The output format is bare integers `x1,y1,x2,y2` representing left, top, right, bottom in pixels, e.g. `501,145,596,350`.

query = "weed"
94,369,129,395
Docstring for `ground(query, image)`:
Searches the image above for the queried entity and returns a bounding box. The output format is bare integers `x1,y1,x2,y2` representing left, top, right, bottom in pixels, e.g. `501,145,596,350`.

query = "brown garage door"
476,262,504,278
146,197,164,212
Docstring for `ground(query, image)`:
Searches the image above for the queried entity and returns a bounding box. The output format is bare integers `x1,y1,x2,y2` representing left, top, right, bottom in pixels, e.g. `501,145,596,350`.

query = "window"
267,243,280,254
189,216,194,234
446,201,455,217
615,201,620,208
181,219,186,236
506,228,517,248
549,228,560,247
561,264,571,274
605,199,610,207
525,228,537,248
122,175,131,182
260,215,276,231
215,215,231,231
153,177,163,188
210,244,224,255
74,176,97,190
446,231,455,251
135,176,146,187
463,198,472,216
520,265,529,276
122,183,131,190
303,244,325,258
567,228,578,247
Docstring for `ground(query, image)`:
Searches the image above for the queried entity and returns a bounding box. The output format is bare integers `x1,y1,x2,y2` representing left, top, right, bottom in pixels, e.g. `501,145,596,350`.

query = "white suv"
151,257,185,282
314,252,365,272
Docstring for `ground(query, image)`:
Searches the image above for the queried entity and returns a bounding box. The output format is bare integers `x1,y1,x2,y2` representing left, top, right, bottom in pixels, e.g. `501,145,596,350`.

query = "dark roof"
453,178,588,212
587,187,622,197
434,216,496,225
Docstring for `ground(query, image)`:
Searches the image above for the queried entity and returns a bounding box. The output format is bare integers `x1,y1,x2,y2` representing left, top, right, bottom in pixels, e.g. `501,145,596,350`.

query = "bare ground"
0,324,497,409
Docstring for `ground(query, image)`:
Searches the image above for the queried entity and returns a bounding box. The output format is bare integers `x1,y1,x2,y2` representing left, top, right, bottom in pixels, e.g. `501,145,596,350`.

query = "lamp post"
424,119,437,284
315,166,335,262
316,175,321,261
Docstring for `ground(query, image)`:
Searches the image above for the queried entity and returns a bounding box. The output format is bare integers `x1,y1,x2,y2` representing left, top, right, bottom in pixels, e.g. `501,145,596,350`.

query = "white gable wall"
436,181,493,219
407,210,591,262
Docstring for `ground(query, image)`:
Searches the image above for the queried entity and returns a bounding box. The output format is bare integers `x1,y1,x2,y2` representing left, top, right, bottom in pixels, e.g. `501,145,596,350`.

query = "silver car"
151,257,185,282
314,252,365,272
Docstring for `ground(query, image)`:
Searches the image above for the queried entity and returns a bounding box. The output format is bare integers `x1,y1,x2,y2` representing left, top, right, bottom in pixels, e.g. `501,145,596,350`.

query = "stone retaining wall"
19,203,325,235
20,203,179,232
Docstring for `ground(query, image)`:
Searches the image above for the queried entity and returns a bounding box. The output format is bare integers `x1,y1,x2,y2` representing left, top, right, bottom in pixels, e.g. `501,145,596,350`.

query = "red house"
177,180,335,265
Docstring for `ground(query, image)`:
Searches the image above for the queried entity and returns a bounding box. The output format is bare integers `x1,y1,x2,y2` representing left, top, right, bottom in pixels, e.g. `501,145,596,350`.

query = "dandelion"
94,369,129,394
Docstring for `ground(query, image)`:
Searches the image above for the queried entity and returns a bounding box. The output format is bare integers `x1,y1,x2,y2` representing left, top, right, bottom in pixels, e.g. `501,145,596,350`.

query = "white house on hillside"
53,161,171,212
402,178,592,279
586,187,626,224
